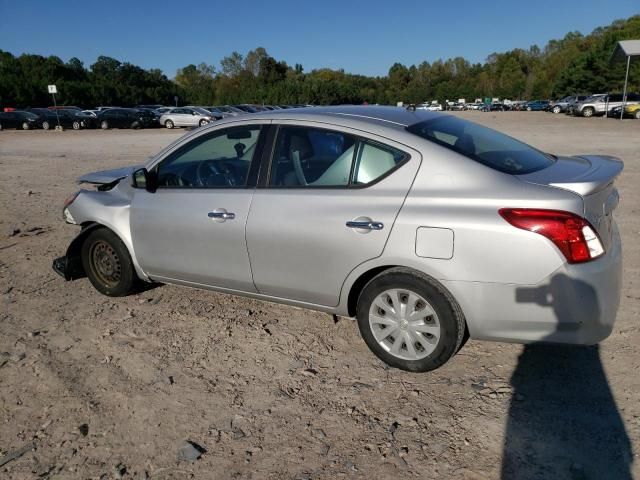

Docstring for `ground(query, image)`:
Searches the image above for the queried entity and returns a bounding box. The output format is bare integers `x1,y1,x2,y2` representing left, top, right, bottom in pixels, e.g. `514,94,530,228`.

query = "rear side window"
353,141,406,185
269,126,407,187
407,116,554,174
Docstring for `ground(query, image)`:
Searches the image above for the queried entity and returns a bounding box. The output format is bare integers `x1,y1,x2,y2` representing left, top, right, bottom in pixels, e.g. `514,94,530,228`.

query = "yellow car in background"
626,104,640,119
609,103,640,119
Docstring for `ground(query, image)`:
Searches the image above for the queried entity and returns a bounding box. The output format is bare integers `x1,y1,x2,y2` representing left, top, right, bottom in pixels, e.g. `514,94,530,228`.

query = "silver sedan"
53,106,623,372
159,107,213,129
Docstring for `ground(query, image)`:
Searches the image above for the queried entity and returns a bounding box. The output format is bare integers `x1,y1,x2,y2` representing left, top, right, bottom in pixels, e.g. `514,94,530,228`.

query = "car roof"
219,105,443,131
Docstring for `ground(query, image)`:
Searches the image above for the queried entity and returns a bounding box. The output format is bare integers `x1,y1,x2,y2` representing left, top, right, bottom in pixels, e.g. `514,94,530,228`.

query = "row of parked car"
484,94,640,118
0,104,314,131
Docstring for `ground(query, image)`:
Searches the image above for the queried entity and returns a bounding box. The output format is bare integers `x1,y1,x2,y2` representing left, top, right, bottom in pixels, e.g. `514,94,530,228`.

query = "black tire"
22,122,30,130
199,119,208,127
72,121,81,130
0,123,3,131
526,107,532,111
552,106,561,114
635,110,640,120
101,120,109,129
165,119,174,129
356,267,465,372
42,121,50,130
81,228,139,297
582,107,594,118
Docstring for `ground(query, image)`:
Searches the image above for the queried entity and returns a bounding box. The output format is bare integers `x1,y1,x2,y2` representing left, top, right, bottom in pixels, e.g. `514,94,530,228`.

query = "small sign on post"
47,85,63,131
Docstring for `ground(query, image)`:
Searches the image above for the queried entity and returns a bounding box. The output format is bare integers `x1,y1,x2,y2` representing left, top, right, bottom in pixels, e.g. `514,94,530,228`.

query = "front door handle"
208,209,235,222
346,220,384,231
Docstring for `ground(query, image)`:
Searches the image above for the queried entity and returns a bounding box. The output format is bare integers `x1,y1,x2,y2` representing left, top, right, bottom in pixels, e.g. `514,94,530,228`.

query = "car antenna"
406,104,416,111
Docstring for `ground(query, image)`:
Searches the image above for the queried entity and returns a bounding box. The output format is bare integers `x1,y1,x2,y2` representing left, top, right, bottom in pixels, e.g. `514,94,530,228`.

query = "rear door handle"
208,210,235,222
346,220,384,230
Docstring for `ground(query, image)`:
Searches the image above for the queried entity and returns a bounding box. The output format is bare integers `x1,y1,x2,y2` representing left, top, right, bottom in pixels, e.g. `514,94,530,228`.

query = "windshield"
406,116,555,175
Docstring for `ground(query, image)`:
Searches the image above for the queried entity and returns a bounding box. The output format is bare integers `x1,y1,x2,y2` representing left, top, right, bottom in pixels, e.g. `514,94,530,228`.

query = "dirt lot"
1,113,639,479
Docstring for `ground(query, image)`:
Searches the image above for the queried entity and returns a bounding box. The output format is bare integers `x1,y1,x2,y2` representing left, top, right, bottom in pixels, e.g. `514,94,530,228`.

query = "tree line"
1,15,638,109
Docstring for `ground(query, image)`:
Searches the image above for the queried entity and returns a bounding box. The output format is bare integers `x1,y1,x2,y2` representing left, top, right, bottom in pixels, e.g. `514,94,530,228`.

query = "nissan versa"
53,106,623,372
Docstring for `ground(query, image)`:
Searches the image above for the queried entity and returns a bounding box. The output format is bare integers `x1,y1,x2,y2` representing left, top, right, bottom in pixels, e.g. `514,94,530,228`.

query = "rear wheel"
100,120,109,129
582,107,594,118
356,268,465,372
165,119,174,129
0,123,4,131
199,119,209,127
42,121,50,130
526,107,532,111
81,228,140,297
635,110,640,120
552,106,561,114
22,122,30,130
72,121,81,130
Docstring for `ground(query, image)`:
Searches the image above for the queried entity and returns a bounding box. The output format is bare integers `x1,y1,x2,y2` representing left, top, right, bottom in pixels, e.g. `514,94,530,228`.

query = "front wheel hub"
90,240,121,287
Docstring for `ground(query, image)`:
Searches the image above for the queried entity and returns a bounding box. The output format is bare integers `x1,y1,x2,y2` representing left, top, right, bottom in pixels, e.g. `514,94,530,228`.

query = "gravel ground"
1,113,639,479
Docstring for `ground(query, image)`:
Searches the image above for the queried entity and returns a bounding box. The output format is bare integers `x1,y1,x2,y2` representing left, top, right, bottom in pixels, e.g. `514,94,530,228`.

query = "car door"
246,122,422,306
130,121,268,291
59,110,72,127
107,110,121,127
184,108,199,126
171,108,187,126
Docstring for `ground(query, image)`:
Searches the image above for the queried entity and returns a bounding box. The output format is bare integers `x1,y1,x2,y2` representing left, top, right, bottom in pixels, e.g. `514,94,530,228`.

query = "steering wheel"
196,160,233,187
291,150,308,186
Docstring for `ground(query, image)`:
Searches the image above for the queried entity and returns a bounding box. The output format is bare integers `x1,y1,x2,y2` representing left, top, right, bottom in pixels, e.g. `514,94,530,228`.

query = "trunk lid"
517,155,623,250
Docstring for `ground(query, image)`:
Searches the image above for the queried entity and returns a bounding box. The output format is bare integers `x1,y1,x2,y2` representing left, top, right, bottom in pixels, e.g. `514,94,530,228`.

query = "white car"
416,103,443,111
159,107,213,129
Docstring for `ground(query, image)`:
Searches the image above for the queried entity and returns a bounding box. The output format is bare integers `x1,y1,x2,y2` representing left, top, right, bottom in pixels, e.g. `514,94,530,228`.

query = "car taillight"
499,208,605,263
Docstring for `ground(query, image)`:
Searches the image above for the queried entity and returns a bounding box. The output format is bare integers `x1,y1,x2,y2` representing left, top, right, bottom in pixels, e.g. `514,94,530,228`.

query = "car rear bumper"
444,224,622,345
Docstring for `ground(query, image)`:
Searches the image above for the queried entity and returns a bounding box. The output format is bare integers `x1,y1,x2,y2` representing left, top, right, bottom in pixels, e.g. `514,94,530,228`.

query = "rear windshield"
406,116,555,174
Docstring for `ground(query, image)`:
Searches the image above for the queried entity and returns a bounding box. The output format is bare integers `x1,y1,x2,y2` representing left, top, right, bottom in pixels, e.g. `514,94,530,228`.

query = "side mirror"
131,167,158,193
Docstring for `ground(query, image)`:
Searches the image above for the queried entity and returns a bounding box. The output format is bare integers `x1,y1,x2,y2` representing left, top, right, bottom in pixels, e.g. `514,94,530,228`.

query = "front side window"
407,116,554,174
156,125,261,188
269,126,407,187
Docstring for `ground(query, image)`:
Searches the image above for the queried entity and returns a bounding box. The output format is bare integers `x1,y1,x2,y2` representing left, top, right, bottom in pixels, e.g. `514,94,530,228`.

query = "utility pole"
621,55,631,120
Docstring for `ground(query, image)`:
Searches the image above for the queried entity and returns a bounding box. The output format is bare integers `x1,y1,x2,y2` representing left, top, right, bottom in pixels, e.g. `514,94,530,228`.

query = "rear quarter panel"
338,139,584,312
